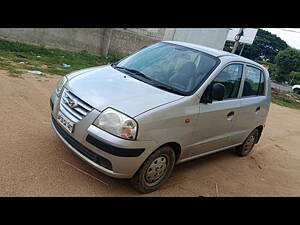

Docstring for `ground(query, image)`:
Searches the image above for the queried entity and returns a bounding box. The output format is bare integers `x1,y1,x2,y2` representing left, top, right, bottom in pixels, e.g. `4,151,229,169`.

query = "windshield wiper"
112,66,151,80
125,68,150,79
112,65,185,95
152,83,186,96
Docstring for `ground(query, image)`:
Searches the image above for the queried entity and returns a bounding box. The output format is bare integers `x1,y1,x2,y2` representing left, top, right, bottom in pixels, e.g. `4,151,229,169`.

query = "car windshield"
112,42,219,96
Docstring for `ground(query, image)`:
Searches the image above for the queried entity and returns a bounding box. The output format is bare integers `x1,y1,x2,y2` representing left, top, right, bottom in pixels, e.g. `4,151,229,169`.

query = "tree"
224,29,288,63
289,71,300,85
273,48,300,84
275,48,300,73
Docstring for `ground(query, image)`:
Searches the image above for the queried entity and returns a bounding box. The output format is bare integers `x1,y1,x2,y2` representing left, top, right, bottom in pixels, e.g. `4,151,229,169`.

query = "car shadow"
56,139,239,196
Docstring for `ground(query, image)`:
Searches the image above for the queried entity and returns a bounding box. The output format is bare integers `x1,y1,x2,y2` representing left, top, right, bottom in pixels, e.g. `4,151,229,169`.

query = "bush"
275,48,300,74
289,71,300,85
268,64,285,83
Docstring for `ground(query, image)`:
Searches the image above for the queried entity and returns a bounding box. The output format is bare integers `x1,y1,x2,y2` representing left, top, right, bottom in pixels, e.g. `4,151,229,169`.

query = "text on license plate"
57,111,74,133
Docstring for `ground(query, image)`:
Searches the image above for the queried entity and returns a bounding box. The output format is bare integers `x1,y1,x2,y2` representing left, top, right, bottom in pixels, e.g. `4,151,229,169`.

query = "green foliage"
224,29,288,63
289,71,300,85
252,43,300,85
272,89,300,110
275,48,300,74
271,96,300,109
266,48,300,84
255,60,273,67
0,38,122,76
268,63,285,82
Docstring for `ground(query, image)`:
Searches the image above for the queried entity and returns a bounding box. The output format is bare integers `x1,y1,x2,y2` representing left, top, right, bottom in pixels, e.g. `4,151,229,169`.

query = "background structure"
0,28,230,56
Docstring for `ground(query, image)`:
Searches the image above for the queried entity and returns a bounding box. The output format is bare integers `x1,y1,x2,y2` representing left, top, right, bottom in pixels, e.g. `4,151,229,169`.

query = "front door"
186,63,244,157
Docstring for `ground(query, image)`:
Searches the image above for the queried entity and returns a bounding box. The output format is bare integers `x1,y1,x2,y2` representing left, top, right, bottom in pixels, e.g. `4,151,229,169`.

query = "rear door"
230,64,268,145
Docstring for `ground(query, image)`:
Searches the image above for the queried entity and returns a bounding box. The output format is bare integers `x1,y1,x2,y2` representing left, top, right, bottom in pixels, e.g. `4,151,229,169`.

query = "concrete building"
163,28,230,50
0,28,230,57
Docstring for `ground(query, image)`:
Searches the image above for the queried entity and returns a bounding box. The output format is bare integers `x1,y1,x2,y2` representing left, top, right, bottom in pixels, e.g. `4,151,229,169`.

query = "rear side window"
212,64,243,100
242,66,265,97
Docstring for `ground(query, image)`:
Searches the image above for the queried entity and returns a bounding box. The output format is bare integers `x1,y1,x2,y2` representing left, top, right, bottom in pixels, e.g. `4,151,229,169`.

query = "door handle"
227,111,235,120
256,106,261,112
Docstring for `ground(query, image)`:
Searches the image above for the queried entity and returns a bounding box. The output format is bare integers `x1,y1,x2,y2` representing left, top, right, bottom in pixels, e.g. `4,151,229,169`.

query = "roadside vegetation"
0,38,122,77
224,29,288,64
225,29,300,109
258,48,300,86
224,29,300,86
272,88,300,110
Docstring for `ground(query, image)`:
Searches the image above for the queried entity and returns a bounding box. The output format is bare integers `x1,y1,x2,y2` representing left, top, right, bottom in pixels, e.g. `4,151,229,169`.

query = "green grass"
0,38,122,76
0,59,23,78
272,97,300,110
272,89,300,110
7,68,23,78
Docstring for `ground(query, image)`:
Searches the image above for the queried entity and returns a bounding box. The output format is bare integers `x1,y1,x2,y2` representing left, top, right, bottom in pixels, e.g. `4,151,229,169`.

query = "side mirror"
200,82,225,104
212,83,225,101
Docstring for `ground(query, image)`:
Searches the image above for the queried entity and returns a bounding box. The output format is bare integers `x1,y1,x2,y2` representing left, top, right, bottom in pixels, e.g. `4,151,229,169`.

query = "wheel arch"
293,87,300,93
255,125,264,143
157,142,182,162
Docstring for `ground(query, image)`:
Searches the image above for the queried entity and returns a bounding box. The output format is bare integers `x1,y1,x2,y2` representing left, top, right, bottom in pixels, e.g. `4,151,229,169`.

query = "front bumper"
50,91,157,179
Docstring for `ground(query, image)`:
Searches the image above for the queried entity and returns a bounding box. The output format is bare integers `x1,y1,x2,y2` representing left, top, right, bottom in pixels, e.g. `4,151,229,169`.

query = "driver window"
212,64,243,100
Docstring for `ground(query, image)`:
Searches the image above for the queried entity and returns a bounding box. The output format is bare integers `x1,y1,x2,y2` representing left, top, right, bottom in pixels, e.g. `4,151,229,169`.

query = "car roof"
163,40,262,68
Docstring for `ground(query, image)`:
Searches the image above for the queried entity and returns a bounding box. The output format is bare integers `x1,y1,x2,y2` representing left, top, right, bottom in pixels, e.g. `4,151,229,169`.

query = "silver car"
50,41,271,193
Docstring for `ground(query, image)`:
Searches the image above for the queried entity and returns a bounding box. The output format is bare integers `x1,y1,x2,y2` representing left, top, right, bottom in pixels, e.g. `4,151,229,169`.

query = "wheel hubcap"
243,134,256,153
145,156,168,186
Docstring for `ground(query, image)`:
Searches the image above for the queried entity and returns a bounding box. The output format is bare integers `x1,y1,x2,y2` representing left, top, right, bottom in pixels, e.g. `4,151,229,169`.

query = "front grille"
60,89,93,122
52,116,112,171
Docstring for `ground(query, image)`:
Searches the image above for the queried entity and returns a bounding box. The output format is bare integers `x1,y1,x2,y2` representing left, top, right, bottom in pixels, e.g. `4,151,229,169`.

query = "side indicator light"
185,119,191,124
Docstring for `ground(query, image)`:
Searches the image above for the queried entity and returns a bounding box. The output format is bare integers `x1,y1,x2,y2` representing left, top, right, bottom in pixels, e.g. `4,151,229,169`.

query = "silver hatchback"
50,41,271,193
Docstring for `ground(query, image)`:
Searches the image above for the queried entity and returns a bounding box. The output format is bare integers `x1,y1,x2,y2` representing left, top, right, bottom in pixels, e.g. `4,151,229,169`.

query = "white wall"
0,28,230,57
0,28,162,56
163,28,230,50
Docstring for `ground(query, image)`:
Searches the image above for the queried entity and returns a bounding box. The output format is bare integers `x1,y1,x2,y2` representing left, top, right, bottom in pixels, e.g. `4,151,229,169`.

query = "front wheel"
235,129,259,157
131,146,176,193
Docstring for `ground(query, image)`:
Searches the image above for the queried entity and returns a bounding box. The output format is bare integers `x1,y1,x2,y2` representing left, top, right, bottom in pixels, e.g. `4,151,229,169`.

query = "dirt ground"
0,71,300,197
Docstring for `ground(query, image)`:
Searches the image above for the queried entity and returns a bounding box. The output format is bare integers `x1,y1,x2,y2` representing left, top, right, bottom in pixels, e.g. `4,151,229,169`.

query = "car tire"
131,146,176,193
293,88,300,94
235,129,259,157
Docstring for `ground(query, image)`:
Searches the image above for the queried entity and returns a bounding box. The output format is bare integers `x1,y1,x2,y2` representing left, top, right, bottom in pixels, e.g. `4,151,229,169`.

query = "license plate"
57,111,74,133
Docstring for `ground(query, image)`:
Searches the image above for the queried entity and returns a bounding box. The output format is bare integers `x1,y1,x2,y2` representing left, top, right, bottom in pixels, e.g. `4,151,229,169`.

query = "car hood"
65,65,184,117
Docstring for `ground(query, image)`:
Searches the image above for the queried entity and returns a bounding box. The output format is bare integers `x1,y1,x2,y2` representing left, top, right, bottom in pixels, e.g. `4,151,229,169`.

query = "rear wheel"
131,146,176,193
235,129,259,157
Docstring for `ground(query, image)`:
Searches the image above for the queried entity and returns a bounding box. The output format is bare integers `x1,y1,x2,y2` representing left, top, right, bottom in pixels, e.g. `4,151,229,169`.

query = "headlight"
93,108,138,140
56,76,68,96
